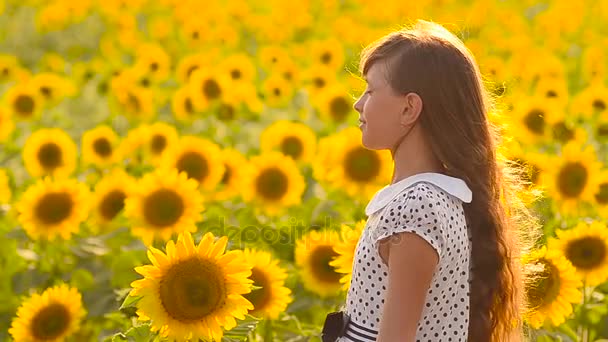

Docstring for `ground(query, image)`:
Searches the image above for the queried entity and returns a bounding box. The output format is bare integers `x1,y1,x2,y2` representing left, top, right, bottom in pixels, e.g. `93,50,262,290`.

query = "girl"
323,20,535,342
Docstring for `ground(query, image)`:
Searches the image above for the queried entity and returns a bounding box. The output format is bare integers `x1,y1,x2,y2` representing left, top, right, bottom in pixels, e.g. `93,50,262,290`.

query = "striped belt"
322,311,378,342
343,319,378,342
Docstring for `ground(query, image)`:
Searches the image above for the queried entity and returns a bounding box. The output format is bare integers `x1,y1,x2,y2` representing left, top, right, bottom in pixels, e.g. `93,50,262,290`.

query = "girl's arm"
375,232,439,342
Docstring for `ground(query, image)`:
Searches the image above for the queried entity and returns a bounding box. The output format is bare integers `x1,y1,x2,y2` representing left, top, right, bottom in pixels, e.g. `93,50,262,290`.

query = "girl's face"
353,62,409,150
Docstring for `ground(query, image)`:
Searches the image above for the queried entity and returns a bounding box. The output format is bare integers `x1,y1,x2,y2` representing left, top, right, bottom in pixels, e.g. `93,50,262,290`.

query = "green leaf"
222,314,261,341
70,268,95,290
119,294,141,318
108,324,154,342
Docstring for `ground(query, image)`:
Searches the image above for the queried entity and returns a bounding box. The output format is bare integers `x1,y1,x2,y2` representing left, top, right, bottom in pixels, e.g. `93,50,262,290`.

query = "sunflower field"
1,0,608,341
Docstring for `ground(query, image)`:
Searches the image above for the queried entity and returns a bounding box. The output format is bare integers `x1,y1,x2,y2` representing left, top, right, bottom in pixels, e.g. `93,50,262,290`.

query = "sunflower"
219,53,257,85
81,125,120,168
540,141,602,214
242,248,292,319
275,59,301,85
171,86,197,122
0,168,11,204
90,169,135,229
549,221,608,286
295,229,343,297
22,128,78,178
0,107,14,142
175,52,213,84
260,121,317,164
329,221,365,290
571,82,608,119
188,68,231,111
211,148,250,202
4,82,43,120
129,231,253,341
160,136,225,191
112,83,156,121
523,247,582,328
261,74,294,108
534,77,569,109
316,85,355,123
258,45,290,69
594,171,608,211
134,43,171,83
313,127,392,199
509,97,561,145
142,122,179,165
0,54,26,83
117,125,148,167
124,168,203,245
241,152,306,215
310,38,345,71
30,72,77,105
9,284,86,342
16,177,90,240
304,65,337,97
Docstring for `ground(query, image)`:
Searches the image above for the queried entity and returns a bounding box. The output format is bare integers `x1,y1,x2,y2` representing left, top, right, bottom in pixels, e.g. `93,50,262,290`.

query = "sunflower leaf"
222,314,261,341
119,294,142,312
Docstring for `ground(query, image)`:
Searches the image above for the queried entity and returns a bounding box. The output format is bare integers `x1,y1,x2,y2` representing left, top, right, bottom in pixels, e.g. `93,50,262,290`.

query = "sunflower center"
93,138,112,157
184,98,194,114
126,93,142,113
217,103,235,121
546,90,557,98
30,303,70,340
143,189,185,227
329,96,351,121
597,124,608,138
310,245,342,284
565,237,607,270
35,192,73,225
221,166,232,184
272,87,281,97
593,99,606,111
40,86,53,98
255,167,289,201
595,183,608,205
523,109,545,135
99,190,126,221
159,257,226,321
150,134,167,155
150,62,159,72
313,77,326,89
230,69,242,80
552,122,574,143
203,79,221,100
344,148,381,182
526,259,561,310
280,136,303,159
320,52,332,64
176,151,209,182
37,143,63,171
557,162,588,198
15,95,35,116
186,66,199,80
243,267,272,313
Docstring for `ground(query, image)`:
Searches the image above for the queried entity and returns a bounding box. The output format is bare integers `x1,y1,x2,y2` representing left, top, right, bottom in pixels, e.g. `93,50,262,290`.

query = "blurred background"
1,0,608,341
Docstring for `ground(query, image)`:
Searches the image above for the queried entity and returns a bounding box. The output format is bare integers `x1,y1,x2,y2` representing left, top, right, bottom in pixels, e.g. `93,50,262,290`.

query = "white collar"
365,172,473,216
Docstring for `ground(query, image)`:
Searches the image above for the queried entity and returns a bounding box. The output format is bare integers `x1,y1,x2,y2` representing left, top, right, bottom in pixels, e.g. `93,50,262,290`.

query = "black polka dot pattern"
338,181,470,341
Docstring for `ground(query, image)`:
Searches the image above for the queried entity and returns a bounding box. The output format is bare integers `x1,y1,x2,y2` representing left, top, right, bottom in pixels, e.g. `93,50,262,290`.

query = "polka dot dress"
337,176,472,342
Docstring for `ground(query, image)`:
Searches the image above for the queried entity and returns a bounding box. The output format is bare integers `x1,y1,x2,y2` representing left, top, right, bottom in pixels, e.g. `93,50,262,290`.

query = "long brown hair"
358,20,539,341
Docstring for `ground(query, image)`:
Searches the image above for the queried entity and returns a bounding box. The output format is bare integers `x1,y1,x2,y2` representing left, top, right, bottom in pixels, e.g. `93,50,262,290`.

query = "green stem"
263,319,273,342
580,281,588,342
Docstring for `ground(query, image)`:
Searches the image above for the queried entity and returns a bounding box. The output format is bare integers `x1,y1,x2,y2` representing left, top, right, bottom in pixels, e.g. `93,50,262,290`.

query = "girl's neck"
390,128,443,185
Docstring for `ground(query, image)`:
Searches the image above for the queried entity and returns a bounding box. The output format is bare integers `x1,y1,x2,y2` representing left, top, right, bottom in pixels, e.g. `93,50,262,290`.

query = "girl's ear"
400,92,423,126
